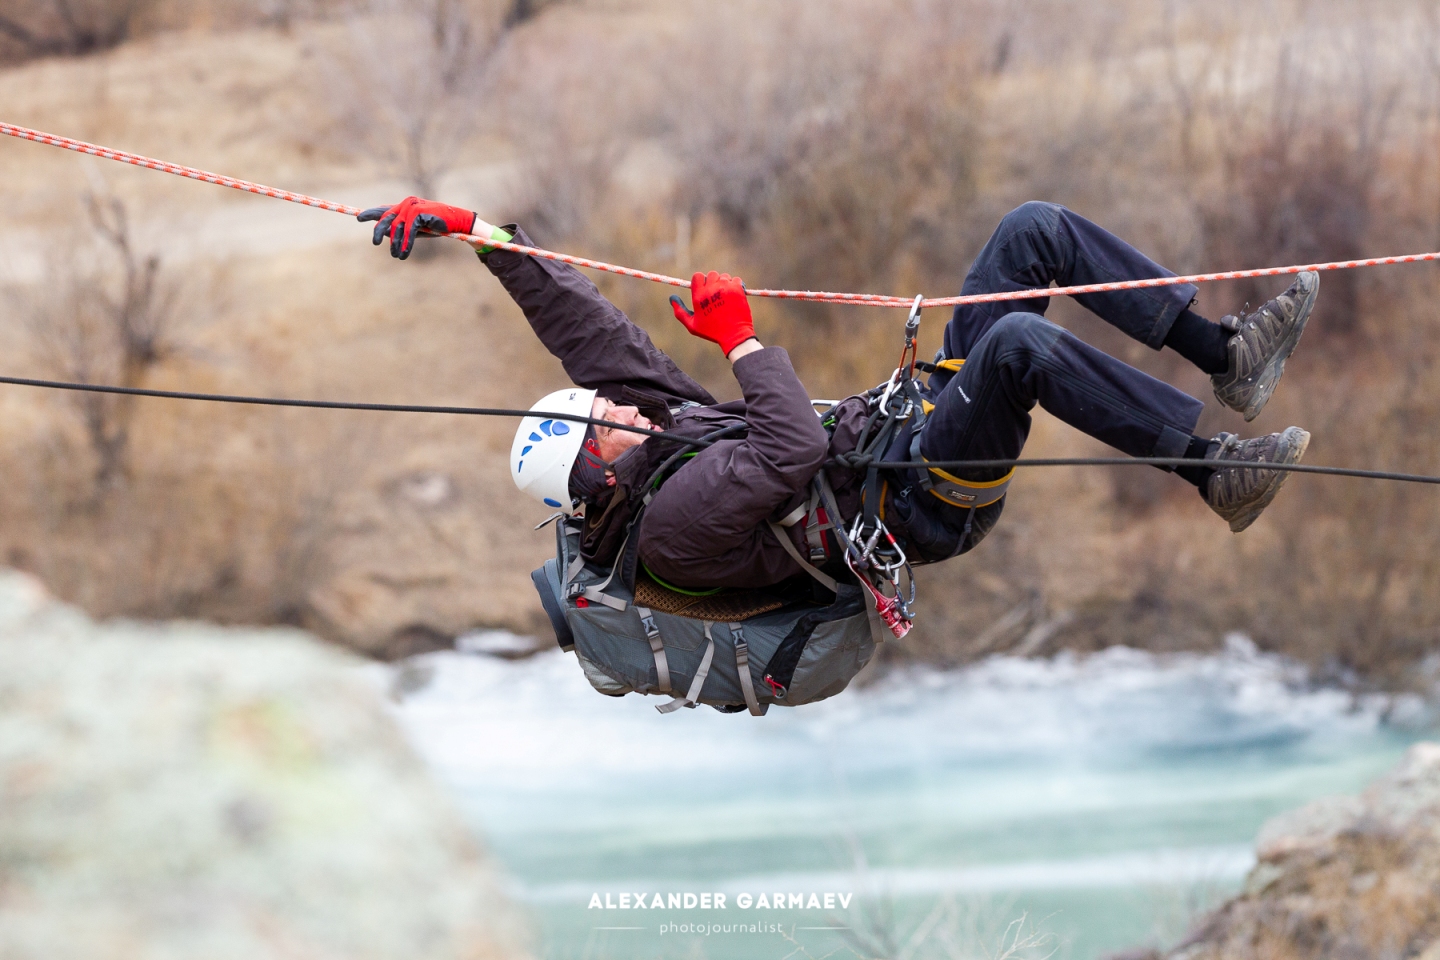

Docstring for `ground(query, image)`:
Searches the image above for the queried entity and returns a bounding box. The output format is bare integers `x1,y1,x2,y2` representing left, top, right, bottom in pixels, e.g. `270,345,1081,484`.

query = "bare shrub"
498,55,624,247
23,193,176,496
320,0,512,198
1199,54,1399,341
838,894,1057,960
0,0,156,62
666,0,986,270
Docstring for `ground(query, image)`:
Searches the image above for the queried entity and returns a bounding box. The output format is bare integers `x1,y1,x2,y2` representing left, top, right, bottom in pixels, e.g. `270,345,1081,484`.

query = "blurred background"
2,0,1440,958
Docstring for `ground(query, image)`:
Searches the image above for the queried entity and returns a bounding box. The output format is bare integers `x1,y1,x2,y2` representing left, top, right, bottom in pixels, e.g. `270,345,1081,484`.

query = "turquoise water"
391,638,1431,959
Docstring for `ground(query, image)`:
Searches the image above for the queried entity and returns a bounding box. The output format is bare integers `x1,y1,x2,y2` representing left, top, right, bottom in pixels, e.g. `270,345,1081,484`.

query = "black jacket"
480,228,884,588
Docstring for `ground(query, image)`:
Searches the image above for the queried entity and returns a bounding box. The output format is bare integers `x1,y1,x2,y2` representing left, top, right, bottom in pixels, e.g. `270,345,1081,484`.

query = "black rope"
0,374,695,445
3,375,1438,486
869,458,1440,485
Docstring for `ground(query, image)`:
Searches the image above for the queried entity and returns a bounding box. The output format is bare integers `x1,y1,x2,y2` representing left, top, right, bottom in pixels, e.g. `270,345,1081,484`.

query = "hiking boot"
1211,271,1319,422
1202,426,1311,533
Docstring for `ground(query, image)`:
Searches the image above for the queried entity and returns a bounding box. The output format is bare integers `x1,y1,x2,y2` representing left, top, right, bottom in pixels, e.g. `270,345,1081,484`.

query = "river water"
391,635,1433,960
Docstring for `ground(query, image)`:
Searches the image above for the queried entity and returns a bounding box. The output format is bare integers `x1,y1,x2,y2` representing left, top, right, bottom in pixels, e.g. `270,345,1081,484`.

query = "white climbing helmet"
510,387,597,514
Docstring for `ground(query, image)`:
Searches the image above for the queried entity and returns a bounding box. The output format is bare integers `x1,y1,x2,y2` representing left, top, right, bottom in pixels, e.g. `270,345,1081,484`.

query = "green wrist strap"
475,220,513,255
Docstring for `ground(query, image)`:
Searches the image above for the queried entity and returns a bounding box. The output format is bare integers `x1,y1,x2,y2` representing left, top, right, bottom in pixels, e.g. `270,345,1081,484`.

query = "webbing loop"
732,625,766,716
635,605,671,694
657,623,715,714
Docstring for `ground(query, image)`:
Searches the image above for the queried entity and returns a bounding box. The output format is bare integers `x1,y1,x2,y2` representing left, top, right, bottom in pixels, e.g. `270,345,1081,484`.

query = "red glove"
357,197,477,260
670,272,755,357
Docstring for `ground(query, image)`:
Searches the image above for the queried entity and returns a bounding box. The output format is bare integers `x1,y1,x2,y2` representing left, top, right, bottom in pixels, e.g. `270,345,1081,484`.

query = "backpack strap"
634,605,672,694
657,622,716,714
564,525,632,612
732,624,765,716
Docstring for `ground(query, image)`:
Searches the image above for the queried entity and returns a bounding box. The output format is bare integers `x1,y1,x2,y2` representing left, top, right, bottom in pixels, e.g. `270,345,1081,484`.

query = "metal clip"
533,512,566,530
904,293,923,343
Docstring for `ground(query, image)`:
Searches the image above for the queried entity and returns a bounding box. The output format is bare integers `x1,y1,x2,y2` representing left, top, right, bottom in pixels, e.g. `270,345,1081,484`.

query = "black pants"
888,202,1206,563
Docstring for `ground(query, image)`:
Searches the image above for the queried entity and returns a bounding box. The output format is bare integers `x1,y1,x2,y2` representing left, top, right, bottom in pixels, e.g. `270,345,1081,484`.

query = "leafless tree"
24,193,176,495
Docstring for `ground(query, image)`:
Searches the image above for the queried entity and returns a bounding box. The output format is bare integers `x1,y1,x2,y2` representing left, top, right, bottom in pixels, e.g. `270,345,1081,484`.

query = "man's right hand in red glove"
357,197,477,260
670,272,758,359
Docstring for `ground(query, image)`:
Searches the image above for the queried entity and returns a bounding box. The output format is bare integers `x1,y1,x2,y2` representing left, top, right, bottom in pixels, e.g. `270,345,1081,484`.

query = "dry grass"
1,0,1439,677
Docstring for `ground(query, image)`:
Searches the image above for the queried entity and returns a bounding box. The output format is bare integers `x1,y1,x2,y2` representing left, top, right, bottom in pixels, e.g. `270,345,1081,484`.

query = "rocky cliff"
0,571,530,960
1166,742,1440,960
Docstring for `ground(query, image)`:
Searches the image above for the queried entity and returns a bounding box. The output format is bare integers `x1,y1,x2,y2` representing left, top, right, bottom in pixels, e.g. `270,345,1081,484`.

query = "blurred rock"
1168,742,1440,960
0,571,531,960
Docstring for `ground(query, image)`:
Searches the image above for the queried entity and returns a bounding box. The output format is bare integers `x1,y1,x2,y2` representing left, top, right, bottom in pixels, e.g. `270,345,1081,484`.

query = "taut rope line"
5,120,1439,310
2,374,1438,487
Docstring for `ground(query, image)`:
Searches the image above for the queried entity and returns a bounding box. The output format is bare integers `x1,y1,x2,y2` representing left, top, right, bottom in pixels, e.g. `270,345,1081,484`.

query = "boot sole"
1226,426,1311,533
1215,271,1319,422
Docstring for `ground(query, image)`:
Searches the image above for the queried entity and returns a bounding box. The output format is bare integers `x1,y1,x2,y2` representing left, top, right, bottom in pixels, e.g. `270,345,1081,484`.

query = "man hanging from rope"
359,198,1314,598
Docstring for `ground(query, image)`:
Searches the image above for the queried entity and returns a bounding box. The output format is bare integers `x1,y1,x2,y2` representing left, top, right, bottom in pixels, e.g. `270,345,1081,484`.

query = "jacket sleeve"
636,347,829,588
478,226,716,405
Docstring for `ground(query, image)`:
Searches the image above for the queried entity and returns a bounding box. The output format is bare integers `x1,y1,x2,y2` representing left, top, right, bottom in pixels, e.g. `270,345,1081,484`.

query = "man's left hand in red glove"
358,197,477,260
670,271,761,361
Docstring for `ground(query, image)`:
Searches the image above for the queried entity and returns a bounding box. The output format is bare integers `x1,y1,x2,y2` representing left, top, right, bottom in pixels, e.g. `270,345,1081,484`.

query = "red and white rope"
6,120,1438,309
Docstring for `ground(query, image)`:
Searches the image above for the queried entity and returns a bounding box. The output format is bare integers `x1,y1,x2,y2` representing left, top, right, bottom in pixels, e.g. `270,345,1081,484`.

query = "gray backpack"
530,511,883,715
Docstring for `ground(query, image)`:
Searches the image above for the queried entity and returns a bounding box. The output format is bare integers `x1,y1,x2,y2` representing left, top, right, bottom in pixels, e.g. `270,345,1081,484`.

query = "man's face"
591,396,659,462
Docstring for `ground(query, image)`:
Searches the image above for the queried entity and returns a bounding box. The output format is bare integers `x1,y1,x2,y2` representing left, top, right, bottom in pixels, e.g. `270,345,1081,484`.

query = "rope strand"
2,374,1436,486
5,120,1438,309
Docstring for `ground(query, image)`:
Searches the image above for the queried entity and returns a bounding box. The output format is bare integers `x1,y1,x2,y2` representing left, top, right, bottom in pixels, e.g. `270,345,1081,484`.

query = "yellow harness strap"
918,360,964,417
923,462,1015,509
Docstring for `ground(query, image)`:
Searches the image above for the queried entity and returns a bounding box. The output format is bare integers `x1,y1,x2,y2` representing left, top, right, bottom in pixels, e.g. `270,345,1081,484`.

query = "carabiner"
904,294,923,343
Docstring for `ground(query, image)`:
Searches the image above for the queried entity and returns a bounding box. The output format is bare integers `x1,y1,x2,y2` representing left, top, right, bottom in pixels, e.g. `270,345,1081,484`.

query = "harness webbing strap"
559,534,628,611
778,490,829,562
777,501,808,527
768,518,840,593
635,605,672,694
580,586,628,611
657,623,716,713
924,463,1016,508
803,492,827,562
732,626,764,716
